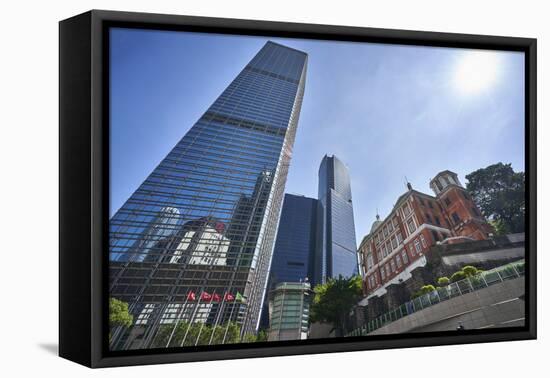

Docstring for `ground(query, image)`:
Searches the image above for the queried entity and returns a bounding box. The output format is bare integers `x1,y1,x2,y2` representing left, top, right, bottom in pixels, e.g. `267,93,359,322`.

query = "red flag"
212,293,221,302
224,293,235,302
200,291,212,301
186,291,196,301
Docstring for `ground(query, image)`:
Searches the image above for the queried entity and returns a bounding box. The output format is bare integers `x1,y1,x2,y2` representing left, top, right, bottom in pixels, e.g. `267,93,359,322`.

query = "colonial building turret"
358,169,494,297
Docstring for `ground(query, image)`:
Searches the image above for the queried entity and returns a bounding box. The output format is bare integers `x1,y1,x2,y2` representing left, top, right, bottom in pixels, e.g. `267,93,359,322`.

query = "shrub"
420,284,436,293
412,284,436,298
437,277,450,286
462,265,479,277
450,271,466,282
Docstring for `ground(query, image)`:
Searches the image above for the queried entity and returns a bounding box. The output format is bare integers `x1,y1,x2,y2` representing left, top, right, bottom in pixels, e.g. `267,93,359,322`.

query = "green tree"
256,329,268,342
242,333,258,343
466,163,525,234
309,275,363,336
151,321,242,348
437,277,450,287
489,219,508,235
109,297,133,328
241,329,268,343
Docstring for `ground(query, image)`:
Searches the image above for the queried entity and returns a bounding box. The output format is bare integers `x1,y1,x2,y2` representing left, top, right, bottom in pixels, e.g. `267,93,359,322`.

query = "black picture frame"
59,9,537,368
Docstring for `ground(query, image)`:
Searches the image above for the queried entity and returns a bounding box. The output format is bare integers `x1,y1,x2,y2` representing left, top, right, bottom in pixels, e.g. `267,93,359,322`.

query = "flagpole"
194,289,216,346
180,290,203,347
164,290,193,348
222,293,241,344
141,301,170,349
208,294,225,345
222,300,235,345
206,243,229,346
181,222,221,347
208,291,230,345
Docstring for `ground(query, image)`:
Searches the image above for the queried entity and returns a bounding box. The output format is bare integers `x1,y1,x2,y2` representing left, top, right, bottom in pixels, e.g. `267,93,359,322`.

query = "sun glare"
453,50,500,95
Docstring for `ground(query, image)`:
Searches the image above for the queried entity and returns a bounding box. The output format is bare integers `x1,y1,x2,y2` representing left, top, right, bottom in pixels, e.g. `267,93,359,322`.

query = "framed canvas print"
59,10,536,368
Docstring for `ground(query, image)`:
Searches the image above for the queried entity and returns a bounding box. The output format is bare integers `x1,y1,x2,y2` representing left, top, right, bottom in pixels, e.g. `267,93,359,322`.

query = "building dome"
370,214,382,233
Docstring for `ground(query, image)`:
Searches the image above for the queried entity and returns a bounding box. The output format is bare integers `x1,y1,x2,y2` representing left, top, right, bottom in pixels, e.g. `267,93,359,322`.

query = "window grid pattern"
109,41,308,351
317,155,358,282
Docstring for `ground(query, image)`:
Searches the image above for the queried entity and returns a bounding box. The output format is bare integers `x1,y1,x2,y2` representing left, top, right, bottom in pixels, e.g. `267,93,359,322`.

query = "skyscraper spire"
316,155,358,283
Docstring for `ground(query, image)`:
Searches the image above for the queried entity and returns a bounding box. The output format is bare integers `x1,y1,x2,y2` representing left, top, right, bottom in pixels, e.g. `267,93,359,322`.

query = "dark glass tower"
109,41,308,350
269,194,318,285
259,193,318,330
316,155,358,283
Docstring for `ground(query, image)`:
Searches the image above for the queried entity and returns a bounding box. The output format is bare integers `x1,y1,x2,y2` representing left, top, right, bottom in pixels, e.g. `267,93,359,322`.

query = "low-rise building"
359,170,494,298
267,282,312,341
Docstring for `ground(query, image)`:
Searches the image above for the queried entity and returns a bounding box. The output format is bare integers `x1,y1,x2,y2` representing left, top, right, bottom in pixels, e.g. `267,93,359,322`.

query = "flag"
212,293,221,302
186,291,196,301
235,292,245,303
200,292,212,301
224,293,235,302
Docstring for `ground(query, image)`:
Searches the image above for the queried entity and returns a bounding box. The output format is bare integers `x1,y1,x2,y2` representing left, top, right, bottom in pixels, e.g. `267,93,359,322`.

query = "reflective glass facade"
269,194,318,285
109,40,308,350
259,194,318,329
317,155,359,283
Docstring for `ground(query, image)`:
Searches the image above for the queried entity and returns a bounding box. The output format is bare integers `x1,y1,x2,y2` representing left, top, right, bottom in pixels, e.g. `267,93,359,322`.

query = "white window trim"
362,256,428,301
414,238,422,253
402,222,451,246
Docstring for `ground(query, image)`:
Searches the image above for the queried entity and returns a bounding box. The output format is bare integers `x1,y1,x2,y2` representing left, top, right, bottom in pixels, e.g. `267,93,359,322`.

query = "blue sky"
110,28,525,243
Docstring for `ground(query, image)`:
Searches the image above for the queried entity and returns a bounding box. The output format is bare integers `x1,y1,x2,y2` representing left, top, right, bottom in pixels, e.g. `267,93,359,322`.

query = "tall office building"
317,155,359,283
269,194,318,285
109,41,308,350
259,193,318,330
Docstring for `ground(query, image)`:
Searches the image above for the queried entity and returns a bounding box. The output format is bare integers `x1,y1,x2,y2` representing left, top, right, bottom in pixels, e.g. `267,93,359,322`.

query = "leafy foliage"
462,265,480,277
256,329,268,342
309,275,363,336
450,271,466,282
437,277,450,286
151,321,241,348
109,297,133,328
412,284,436,298
466,163,525,234
489,219,508,235
240,329,268,343
242,333,258,343
420,284,436,292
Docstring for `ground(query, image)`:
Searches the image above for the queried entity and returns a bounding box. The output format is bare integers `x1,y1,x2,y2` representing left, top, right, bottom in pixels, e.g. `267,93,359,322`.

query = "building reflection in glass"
108,40,308,350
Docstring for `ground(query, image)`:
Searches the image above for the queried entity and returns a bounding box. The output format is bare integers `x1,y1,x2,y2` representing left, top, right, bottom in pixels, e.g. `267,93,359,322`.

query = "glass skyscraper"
259,194,318,329
269,194,318,285
109,41,308,350
316,155,359,283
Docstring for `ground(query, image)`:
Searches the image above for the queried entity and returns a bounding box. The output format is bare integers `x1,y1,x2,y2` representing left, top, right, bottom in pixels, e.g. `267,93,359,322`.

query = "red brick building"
359,170,494,297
